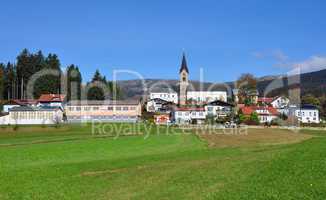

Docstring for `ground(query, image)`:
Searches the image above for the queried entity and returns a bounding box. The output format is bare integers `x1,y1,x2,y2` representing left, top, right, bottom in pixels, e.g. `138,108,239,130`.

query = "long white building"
149,92,178,104
0,106,63,125
187,91,227,103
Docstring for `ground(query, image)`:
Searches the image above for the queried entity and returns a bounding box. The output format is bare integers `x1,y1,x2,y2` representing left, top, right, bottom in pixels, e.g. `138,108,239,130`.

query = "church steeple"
179,52,189,106
179,53,189,74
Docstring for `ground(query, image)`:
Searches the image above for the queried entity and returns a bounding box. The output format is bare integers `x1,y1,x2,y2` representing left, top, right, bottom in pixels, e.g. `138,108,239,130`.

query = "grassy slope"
0,125,325,200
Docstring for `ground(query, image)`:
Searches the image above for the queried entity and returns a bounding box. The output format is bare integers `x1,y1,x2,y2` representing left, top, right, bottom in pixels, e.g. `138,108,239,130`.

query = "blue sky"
1,0,326,83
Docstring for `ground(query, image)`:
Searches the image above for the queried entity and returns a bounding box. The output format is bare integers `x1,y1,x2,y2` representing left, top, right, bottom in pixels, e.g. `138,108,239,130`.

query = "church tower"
179,53,189,106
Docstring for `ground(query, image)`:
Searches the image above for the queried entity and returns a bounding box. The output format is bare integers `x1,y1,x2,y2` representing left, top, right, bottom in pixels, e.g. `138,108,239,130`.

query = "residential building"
271,96,290,109
2,99,38,112
173,107,206,124
154,114,171,125
240,106,279,123
38,94,66,108
292,105,320,123
205,100,234,118
149,92,178,104
0,106,63,125
65,100,141,123
258,96,290,115
146,98,175,113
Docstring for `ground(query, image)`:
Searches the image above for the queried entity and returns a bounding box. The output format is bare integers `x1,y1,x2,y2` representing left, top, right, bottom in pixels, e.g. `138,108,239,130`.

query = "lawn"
0,124,326,200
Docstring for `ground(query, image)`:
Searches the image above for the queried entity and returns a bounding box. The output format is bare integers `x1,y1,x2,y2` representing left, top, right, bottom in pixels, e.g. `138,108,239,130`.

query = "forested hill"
118,69,326,99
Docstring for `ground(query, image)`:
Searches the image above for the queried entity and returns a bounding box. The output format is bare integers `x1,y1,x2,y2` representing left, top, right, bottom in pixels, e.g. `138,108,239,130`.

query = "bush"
250,112,259,124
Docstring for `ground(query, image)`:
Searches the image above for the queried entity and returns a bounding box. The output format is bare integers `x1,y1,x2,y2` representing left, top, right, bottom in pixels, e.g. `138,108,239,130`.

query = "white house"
0,106,64,125
37,94,66,108
149,92,178,104
187,91,227,103
146,98,176,113
255,107,279,123
205,100,234,118
173,107,206,124
240,106,279,123
258,96,290,115
293,105,320,123
1,99,38,112
2,104,20,113
271,96,290,109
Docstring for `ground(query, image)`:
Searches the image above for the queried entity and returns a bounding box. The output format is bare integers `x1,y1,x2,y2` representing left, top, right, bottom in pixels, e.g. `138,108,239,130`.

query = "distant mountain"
117,69,326,99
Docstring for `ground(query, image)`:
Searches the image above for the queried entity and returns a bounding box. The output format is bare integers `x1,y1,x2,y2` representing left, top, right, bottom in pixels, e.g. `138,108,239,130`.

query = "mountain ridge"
117,69,326,99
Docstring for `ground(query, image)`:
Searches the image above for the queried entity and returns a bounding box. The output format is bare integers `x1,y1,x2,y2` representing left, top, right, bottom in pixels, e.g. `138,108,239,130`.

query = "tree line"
0,49,122,101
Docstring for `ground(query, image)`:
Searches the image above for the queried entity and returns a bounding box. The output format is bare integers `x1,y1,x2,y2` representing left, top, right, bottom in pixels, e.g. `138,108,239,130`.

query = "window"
108,106,114,111
76,107,81,111
116,107,122,111
199,112,204,116
178,112,182,116
93,107,99,111
183,76,186,81
69,107,74,111
84,107,91,111
123,107,129,111
130,107,136,110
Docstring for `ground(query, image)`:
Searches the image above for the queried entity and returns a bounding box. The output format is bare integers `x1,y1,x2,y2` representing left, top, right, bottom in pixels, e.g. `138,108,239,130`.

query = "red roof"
266,107,279,115
240,106,279,116
38,94,66,102
258,97,274,103
12,99,38,105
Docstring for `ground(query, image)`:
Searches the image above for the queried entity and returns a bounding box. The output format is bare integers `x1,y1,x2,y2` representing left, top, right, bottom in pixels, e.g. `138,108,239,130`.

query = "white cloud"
252,49,326,74
272,50,288,63
292,55,326,73
252,49,289,63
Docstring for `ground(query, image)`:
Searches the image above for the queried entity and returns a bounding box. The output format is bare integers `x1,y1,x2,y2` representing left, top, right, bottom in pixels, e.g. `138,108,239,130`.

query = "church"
147,53,231,124
177,53,227,106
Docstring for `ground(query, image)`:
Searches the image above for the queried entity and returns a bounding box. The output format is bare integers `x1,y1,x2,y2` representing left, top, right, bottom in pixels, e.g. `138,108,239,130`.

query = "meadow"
0,123,326,200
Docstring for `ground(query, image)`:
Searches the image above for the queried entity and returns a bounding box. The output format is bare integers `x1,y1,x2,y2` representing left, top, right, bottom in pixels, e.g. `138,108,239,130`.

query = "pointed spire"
179,52,189,74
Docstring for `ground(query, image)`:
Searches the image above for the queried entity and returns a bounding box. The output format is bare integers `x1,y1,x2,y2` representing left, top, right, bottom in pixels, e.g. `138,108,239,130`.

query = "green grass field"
0,124,326,200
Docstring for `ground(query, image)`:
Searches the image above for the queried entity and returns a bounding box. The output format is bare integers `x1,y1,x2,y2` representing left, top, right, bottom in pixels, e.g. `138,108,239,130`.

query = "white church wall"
187,91,227,103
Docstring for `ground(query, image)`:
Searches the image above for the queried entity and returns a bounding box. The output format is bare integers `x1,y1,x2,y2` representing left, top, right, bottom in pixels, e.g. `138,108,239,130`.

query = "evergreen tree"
86,69,123,100
87,70,106,100
33,53,62,97
0,63,4,100
66,65,82,101
4,62,17,100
